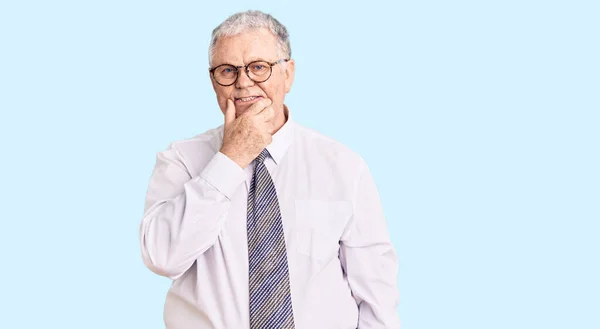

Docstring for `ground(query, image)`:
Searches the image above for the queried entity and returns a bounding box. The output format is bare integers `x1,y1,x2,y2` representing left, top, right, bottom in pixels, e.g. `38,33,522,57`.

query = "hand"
220,98,276,168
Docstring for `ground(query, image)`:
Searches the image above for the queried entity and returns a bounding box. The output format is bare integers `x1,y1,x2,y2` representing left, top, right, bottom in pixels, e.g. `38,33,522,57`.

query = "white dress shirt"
139,107,401,329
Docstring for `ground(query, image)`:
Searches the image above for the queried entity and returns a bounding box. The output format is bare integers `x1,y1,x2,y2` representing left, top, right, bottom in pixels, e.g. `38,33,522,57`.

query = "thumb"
224,99,235,126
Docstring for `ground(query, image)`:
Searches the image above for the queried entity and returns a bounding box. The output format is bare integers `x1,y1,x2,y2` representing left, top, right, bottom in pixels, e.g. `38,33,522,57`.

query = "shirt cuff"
198,152,246,200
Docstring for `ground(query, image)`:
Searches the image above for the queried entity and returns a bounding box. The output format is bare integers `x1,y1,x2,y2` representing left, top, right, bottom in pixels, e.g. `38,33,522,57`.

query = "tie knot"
255,149,270,164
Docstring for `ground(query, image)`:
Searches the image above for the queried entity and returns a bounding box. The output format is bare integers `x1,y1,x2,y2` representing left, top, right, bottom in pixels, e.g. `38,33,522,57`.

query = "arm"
340,160,401,328
139,146,245,280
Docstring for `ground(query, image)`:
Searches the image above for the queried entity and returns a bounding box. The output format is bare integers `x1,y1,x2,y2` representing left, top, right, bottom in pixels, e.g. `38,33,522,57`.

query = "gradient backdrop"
1,0,598,328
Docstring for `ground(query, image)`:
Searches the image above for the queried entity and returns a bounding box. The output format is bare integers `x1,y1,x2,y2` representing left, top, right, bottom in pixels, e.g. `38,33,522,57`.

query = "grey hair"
208,10,291,67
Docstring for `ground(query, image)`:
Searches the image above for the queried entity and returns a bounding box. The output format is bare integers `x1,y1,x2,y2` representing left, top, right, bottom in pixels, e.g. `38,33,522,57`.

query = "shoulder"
167,125,224,154
292,122,367,173
156,125,225,176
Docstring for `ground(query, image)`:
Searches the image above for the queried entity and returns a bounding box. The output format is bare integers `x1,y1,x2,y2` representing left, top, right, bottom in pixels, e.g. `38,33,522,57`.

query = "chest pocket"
294,199,353,262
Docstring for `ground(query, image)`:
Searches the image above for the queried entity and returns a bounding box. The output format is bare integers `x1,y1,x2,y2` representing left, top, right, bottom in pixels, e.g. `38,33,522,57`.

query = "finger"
259,116,276,134
268,121,276,134
224,99,235,126
248,98,273,116
262,131,274,144
262,106,275,121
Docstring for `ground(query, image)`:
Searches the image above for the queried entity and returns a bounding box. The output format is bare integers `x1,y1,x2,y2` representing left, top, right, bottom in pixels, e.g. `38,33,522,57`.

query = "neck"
272,104,289,134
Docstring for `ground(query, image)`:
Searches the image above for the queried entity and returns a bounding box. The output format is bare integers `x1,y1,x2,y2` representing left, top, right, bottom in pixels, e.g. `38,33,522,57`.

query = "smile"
235,96,263,103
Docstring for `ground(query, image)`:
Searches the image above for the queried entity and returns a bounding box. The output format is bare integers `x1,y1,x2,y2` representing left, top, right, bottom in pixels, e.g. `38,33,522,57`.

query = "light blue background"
1,0,598,328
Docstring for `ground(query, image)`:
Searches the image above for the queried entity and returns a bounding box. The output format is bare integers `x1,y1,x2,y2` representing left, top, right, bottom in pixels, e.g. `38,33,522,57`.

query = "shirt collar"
266,104,295,165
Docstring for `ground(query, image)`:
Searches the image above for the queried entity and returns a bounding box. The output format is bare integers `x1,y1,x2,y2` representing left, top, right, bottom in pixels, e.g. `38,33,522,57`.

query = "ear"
284,59,295,93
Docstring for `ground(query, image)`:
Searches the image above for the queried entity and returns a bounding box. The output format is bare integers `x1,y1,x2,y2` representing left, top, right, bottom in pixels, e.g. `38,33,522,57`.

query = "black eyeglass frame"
209,58,290,86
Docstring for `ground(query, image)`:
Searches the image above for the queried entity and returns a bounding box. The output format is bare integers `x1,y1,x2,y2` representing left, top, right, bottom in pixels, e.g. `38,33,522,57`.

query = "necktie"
247,149,295,329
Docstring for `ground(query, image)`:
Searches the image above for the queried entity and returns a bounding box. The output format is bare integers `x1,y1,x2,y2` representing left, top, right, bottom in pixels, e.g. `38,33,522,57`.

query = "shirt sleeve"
139,146,246,280
339,159,401,328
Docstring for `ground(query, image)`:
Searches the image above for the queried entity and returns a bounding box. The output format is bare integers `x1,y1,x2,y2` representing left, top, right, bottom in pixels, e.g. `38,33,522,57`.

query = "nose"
235,69,255,89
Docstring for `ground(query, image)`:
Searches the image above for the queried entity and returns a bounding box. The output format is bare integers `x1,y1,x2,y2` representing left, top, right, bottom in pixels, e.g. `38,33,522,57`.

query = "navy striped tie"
247,149,295,329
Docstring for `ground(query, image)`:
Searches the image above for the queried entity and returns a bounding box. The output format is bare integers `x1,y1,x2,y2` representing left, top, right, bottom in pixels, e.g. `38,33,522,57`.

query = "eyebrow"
212,58,273,67
245,57,270,63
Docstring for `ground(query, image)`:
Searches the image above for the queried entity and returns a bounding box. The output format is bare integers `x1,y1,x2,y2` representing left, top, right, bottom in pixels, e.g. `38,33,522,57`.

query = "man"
139,10,400,329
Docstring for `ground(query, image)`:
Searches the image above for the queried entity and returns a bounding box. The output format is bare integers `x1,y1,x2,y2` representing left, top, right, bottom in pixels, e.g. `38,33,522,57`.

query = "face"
210,28,295,126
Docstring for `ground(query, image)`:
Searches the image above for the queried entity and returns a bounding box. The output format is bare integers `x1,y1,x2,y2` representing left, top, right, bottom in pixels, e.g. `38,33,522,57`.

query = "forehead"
212,28,279,66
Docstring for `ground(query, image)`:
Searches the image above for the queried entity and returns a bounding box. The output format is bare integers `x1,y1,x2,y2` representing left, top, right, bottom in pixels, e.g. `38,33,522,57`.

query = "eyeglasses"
209,58,289,86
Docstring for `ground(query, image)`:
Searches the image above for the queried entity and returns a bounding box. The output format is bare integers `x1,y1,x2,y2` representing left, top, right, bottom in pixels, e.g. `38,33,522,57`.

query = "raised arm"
139,147,245,280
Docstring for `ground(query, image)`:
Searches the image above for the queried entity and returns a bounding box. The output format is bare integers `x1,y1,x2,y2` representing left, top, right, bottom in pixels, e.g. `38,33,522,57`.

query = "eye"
249,62,270,75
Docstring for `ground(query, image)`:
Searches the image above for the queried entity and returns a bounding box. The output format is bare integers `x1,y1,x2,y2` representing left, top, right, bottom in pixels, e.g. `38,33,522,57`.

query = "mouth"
234,96,263,104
